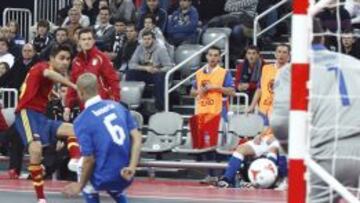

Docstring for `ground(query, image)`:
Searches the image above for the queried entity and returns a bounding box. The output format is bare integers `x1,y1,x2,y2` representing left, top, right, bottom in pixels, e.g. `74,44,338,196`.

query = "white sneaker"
38,199,47,203
67,158,80,172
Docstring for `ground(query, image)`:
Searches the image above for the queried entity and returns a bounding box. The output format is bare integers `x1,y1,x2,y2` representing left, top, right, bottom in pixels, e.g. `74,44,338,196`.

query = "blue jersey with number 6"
74,97,137,191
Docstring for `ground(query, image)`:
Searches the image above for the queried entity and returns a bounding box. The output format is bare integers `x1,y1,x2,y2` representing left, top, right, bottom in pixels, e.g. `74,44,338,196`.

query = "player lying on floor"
216,127,280,188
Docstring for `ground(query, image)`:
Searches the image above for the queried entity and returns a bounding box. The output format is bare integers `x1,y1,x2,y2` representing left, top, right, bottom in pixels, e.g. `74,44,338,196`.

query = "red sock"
28,164,45,200
67,136,81,159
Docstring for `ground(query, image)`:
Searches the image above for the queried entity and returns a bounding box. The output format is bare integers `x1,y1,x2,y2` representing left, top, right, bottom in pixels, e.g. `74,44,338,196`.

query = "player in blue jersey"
63,73,142,203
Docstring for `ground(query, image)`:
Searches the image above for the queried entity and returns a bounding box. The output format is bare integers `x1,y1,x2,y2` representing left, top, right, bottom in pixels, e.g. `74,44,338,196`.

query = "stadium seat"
130,110,144,129
216,114,264,154
141,112,183,153
175,44,204,73
120,81,146,109
201,27,231,49
173,131,215,154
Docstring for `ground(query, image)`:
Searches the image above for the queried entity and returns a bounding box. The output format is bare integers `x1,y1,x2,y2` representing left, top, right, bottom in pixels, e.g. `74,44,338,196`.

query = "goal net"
290,0,360,203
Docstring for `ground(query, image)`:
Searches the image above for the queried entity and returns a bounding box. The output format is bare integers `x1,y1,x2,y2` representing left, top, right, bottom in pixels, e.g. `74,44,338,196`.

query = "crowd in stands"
0,0,359,185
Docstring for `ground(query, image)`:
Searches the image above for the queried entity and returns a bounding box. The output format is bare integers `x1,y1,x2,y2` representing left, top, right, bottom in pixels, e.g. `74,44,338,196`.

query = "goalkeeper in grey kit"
272,19,360,203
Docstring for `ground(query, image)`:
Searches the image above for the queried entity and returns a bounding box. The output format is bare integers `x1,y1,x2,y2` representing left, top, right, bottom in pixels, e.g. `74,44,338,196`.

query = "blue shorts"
14,109,62,146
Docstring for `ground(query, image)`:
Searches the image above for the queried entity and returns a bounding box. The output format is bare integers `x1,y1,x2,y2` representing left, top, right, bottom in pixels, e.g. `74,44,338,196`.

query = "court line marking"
0,188,286,203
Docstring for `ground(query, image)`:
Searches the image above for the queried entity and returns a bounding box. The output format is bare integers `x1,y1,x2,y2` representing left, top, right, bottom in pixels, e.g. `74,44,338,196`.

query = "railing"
0,88,18,108
164,35,229,112
34,0,71,24
2,8,32,42
253,0,292,46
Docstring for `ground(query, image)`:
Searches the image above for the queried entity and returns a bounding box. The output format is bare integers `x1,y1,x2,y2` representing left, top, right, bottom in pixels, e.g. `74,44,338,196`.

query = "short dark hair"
50,44,72,58
78,27,95,38
37,20,50,31
54,28,68,36
312,18,325,44
0,38,9,48
99,6,111,14
126,22,137,29
245,45,260,53
114,18,127,24
276,43,291,52
207,46,221,54
144,14,155,24
141,30,155,39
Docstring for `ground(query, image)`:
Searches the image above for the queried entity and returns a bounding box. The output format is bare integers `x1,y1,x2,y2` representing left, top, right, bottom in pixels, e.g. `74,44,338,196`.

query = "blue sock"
108,191,127,203
82,192,100,203
223,152,244,183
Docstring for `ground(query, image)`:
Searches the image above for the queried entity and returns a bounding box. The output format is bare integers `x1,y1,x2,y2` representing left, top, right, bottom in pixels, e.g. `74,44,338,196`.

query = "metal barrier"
164,35,229,112
34,0,71,24
253,0,292,46
0,88,18,109
2,8,32,42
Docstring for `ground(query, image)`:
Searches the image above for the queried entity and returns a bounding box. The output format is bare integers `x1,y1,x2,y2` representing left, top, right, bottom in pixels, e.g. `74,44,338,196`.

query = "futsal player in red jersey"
14,45,81,203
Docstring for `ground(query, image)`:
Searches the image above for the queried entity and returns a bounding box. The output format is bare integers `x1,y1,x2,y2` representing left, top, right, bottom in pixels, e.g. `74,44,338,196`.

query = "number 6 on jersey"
103,113,126,146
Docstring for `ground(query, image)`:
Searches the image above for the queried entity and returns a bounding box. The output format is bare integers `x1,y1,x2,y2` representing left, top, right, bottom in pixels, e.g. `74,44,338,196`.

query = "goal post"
289,0,310,203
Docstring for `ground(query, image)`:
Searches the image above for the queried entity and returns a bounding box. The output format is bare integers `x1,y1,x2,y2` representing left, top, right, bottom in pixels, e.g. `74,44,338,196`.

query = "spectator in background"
341,30,360,58
61,0,90,28
106,18,127,70
127,31,172,111
32,20,52,53
1,26,21,58
137,0,168,32
316,3,351,50
62,8,83,42
116,23,139,73
40,28,77,60
110,0,136,22
139,15,167,47
0,38,15,68
65,28,120,113
0,43,39,90
94,7,116,51
0,62,10,77
234,45,264,101
166,0,199,46
7,21,25,46
345,0,360,28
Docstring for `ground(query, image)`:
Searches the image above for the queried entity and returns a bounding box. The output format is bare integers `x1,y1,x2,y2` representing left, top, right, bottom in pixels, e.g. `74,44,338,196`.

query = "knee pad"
82,184,99,203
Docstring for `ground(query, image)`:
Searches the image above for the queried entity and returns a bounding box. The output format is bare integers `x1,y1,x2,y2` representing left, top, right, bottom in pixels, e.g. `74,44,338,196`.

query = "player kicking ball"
14,45,81,203
63,73,142,203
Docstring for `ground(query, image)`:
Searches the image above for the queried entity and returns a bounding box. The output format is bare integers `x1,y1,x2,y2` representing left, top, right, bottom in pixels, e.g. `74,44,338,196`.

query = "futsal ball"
248,158,278,189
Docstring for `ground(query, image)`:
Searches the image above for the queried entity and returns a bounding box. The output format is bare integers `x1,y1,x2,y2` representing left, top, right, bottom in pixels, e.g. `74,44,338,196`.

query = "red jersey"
16,62,53,113
66,47,120,108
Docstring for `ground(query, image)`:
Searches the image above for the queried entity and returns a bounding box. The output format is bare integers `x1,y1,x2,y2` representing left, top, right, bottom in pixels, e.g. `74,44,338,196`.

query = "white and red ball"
248,158,278,189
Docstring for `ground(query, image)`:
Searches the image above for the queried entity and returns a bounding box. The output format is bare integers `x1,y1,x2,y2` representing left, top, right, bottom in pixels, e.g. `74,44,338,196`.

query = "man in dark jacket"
166,0,199,46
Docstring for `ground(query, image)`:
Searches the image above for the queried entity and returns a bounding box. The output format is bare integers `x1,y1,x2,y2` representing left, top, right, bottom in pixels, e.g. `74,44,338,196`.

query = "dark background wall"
1,1,34,24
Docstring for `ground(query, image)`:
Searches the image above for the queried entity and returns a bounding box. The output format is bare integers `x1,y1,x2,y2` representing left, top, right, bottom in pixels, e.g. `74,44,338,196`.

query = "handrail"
253,0,291,46
164,35,229,112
